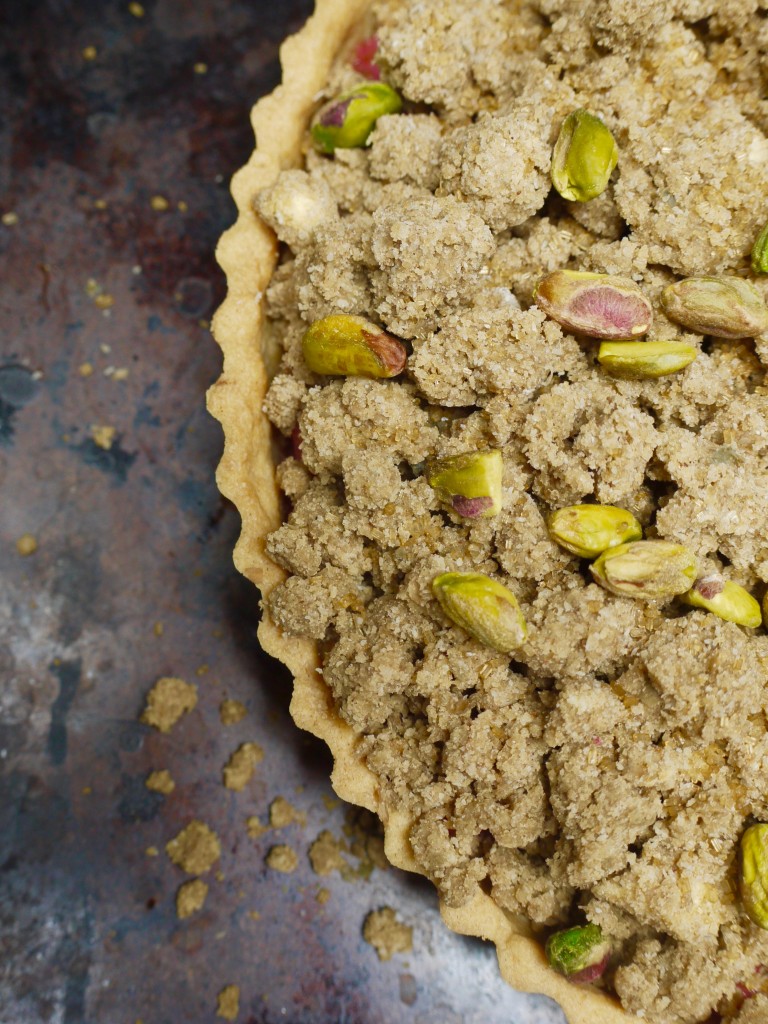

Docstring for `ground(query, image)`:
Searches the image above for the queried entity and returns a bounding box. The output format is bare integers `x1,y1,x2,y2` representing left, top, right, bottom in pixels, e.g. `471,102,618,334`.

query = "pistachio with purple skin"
545,924,611,983
534,270,652,340
302,314,407,378
426,450,503,519
682,574,762,628
661,276,768,338
311,82,402,154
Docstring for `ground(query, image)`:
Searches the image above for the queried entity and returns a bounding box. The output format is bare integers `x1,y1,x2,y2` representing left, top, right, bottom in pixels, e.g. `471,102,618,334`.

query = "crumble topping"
255,2,768,1021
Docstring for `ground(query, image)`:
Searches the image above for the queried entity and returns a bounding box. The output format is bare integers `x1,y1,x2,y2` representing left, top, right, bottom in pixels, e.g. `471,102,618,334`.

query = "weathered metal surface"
0,3,567,1022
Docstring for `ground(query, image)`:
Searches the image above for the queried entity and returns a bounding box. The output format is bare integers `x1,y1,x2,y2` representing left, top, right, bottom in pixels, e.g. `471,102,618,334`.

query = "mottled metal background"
0,2,567,1022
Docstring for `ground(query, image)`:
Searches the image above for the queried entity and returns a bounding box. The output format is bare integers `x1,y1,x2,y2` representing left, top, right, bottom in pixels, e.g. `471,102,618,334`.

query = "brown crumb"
128,1,144,15
16,534,38,556
150,195,170,211
140,677,197,733
268,796,307,829
176,878,208,919
153,621,164,636
216,984,239,1021
265,844,298,874
145,846,159,857
247,910,261,921
2,211,18,226
219,699,247,725
145,769,175,795
193,62,208,75
308,830,349,877
78,362,94,377
362,907,413,962
223,742,263,791
81,45,97,60
245,815,268,840
316,887,330,905
166,820,221,875
90,424,116,450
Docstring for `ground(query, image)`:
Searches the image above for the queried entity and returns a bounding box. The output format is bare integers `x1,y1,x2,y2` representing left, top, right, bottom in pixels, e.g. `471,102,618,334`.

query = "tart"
209,2,768,1022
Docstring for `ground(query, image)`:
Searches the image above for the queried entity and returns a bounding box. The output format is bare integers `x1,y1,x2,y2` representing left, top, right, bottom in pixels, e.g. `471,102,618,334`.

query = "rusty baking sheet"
0,2,566,1021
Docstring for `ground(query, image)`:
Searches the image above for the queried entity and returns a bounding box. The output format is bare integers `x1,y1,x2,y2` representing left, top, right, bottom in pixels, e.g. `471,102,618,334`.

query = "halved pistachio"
431,572,526,653
311,82,402,154
302,314,407,378
661,276,768,338
751,221,768,275
545,924,611,983
741,824,768,929
548,504,642,558
426,450,503,519
551,109,618,203
597,340,697,379
683,575,762,628
591,540,697,600
534,270,652,340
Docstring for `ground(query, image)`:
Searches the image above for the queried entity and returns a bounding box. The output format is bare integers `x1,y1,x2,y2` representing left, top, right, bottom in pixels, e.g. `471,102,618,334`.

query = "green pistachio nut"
431,572,526,653
741,824,768,929
426,450,503,519
548,504,642,559
764,591,768,629
534,270,652,340
545,924,611,983
661,276,768,338
551,109,619,203
302,314,407,378
597,340,698,379
682,574,762,628
751,221,768,275
311,82,402,154
590,540,697,600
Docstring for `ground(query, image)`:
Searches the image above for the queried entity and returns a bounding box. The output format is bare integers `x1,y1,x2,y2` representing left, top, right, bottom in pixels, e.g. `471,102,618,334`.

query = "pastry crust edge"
208,3,630,1021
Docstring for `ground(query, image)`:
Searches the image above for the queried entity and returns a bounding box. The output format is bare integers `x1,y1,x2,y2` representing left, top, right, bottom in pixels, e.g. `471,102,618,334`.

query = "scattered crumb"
150,195,170,212
99,342,111,354
215,870,225,882
93,293,114,310
128,1,144,15
248,910,261,921
176,878,208,919
308,830,349,877
145,769,175,795
316,887,330,905
110,367,130,381
193,62,208,75
177,200,188,212
269,797,307,829
216,985,240,1022
2,212,18,226
153,621,164,636
322,794,339,811
16,534,38,556
166,820,221,875
246,815,268,839
81,786,92,795
140,676,197,733
78,362,94,377
94,198,107,210
223,742,263,791
219,699,247,726
90,424,116,450
82,45,97,61
363,908,413,962
196,663,209,676
265,844,298,874
145,846,159,857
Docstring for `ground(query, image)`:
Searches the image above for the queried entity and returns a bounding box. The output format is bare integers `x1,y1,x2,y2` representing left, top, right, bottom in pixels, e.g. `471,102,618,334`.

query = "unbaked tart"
209,2,768,1021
